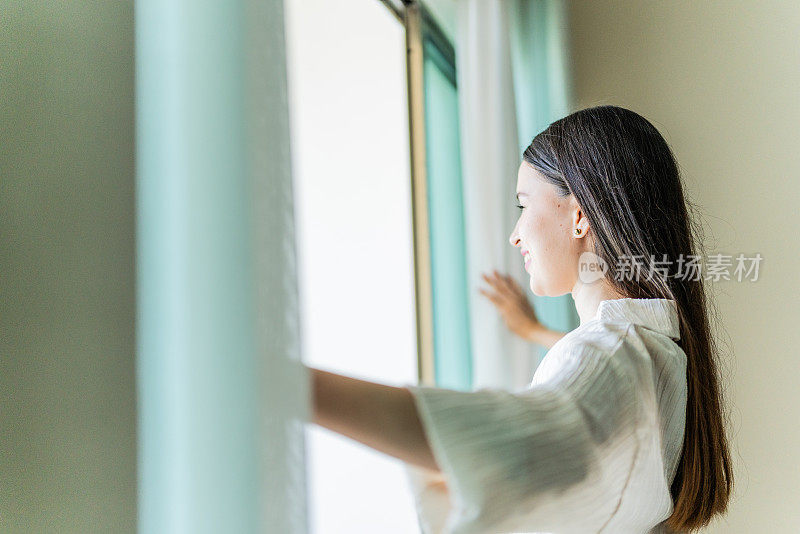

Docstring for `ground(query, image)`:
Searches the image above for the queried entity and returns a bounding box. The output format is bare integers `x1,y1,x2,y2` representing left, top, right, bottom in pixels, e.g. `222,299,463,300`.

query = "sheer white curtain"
260,0,310,530
456,0,575,392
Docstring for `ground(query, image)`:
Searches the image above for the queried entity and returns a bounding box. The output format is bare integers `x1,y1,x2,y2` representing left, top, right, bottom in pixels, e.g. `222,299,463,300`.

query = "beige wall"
567,1,800,531
1,2,137,532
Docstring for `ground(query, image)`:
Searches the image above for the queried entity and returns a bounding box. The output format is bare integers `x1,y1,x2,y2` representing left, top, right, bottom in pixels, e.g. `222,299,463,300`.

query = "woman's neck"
571,278,628,327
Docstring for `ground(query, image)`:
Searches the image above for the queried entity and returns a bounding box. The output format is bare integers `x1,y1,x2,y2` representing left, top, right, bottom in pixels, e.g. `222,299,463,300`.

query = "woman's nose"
509,233,520,247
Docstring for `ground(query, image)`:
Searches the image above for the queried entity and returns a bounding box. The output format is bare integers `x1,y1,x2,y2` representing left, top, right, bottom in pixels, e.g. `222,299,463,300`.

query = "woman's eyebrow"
516,192,529,200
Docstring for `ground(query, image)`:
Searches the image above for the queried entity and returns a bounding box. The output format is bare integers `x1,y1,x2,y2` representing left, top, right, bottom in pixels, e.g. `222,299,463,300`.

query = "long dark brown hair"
522,105,732,531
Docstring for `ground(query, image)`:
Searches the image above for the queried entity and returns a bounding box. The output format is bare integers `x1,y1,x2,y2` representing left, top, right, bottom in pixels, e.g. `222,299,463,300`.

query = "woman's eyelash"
516,204,524,211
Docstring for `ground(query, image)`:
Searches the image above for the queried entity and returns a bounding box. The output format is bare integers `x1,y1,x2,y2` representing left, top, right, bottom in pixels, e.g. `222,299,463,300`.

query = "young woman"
308,105,732,533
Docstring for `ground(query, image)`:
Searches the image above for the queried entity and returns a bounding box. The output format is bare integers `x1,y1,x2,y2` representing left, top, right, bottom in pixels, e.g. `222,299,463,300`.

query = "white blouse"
403,298,687,534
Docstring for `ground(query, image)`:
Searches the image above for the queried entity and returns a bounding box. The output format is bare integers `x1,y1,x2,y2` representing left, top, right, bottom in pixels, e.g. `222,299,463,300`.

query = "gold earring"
574,228,581,236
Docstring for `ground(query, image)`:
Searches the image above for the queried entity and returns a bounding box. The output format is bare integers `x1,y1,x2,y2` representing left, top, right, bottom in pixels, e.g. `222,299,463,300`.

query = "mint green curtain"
135,0,308,531
423,31,473,390
135,2,259,527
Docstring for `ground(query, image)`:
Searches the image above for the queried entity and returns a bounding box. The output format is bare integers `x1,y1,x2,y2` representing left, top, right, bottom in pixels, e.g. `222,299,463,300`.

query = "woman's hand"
479,270,567,349
479,270,541,340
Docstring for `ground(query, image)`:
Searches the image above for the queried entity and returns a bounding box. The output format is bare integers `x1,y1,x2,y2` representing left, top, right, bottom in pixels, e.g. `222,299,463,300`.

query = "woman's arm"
309,366,441,473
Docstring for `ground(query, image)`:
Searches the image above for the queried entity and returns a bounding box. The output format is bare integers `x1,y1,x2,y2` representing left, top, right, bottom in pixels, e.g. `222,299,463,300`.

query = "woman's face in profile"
509,162,588,297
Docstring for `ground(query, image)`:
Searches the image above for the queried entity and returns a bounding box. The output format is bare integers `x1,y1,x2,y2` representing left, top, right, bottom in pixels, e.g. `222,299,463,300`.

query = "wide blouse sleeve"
404,340,642,534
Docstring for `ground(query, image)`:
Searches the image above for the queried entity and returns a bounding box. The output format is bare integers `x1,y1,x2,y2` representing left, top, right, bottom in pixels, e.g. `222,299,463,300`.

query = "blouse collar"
594,298,681,341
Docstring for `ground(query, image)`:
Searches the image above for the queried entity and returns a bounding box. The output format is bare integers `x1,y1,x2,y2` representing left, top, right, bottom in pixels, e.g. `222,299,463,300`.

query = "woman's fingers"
481,272,505,294
481,274,519,310
478,287,502,307
494,271,516,294
480,270,542,340
490,270,518,296
508,276,528,298
482,274,509,301
482,272,506,291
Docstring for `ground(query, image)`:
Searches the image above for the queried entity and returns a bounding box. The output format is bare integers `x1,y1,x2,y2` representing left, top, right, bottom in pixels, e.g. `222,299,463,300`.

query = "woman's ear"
572,208,590,238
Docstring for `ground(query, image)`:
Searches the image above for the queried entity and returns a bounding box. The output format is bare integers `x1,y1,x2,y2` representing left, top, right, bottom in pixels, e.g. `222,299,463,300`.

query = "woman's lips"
524,252,532,269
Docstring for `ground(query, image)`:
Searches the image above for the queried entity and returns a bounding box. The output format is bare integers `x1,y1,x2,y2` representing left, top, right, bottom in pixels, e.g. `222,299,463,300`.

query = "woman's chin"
530,275,572,298
528,276,544,296
529,274,561,297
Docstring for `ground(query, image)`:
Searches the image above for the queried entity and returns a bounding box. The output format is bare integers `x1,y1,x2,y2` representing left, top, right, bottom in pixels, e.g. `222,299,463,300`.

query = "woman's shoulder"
531,316,662,388
531,309,686,394
555,317,633,355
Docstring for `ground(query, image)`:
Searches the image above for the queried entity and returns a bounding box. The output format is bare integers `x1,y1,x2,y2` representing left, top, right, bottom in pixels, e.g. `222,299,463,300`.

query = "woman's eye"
516,204,525,211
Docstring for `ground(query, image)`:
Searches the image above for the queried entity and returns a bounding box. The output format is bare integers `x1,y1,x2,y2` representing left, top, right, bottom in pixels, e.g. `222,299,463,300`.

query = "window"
420,8,473,391
285,0,419,531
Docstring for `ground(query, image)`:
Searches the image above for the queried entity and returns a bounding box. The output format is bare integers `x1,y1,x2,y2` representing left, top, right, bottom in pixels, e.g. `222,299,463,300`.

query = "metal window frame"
380,0,458,386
